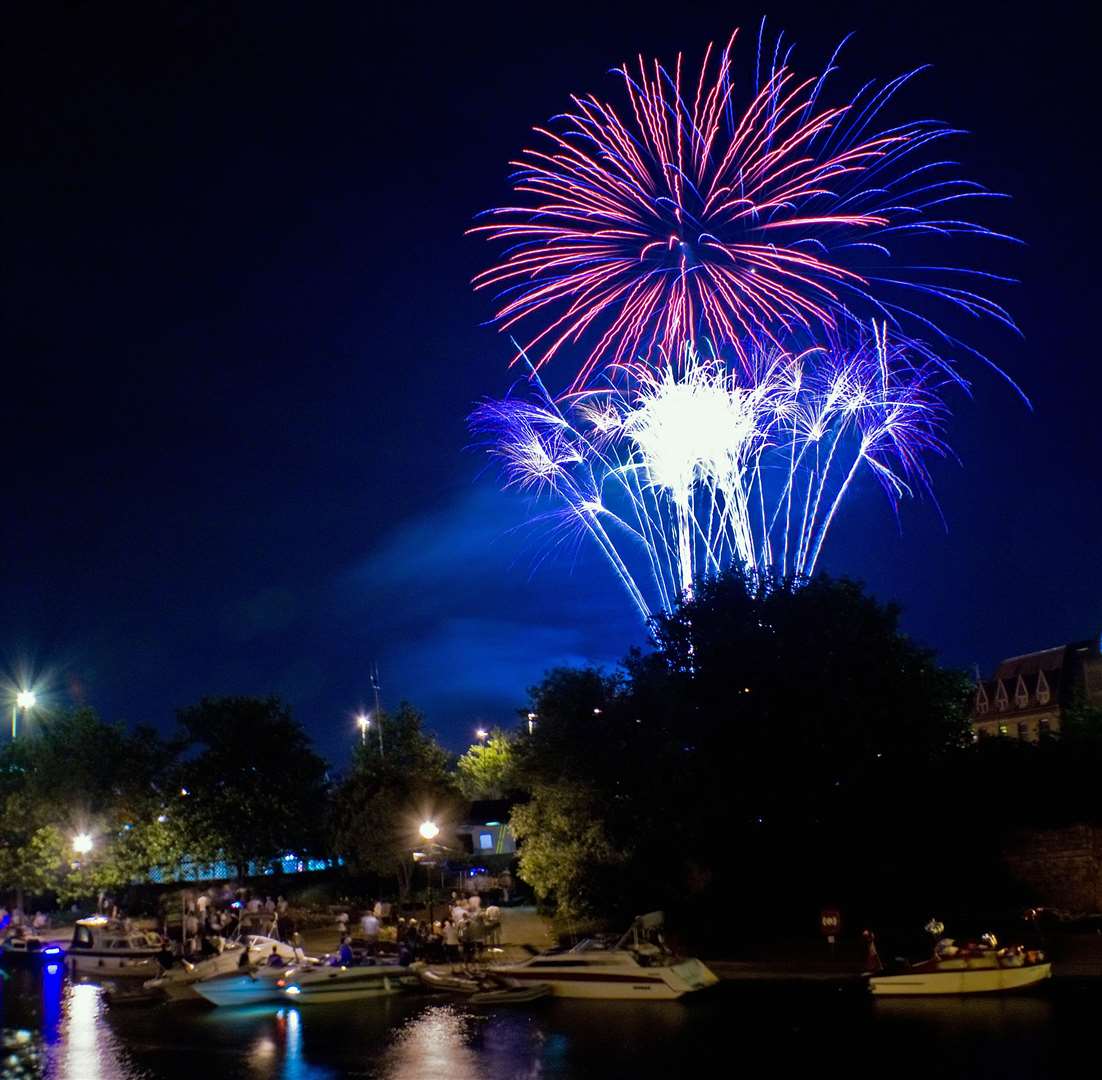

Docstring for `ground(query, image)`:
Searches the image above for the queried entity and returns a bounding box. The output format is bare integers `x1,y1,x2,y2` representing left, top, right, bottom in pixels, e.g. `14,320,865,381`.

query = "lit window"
1018,722,1029,740
1037,671,1051,706
479,833,494,851
998,723,1008,736
1015,677,1029,709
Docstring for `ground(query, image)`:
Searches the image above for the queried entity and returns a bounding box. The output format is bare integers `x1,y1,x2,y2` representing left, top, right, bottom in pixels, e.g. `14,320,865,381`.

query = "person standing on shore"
361,908,380,957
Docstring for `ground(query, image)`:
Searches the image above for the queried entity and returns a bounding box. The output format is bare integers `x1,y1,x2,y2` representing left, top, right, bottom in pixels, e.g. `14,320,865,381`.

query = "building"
972,636,1102,742
454,799,516,858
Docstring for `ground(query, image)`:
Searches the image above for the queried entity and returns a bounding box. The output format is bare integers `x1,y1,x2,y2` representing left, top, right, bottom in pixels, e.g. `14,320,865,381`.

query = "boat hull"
193,971,288,1007
869,962,1052,996
492,956,719,1001
283,966,416,1004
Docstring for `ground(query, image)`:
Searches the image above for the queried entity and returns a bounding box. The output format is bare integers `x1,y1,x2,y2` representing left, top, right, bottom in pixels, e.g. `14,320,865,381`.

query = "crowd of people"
0,906,51,937
165,886,291,961
332,893,503,967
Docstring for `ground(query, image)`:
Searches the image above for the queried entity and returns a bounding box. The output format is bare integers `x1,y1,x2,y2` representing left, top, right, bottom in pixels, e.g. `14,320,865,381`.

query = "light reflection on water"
1,966,1096,1080
34,972,145,1080
379,1004,544,1080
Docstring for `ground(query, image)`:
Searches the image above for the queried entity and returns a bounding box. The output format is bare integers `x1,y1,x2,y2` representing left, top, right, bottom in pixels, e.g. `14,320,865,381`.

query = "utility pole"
371,663,384,756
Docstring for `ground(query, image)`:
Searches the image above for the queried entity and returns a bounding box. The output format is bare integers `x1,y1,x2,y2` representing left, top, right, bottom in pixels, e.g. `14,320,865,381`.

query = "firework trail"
472,27,1016,396
471,329,950,618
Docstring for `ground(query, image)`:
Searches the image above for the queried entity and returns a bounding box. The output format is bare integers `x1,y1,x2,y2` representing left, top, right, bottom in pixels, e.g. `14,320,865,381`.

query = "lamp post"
527,712,536,735
357,713,370,746
12,690,35,739
475,728,488,744
419,821,439,926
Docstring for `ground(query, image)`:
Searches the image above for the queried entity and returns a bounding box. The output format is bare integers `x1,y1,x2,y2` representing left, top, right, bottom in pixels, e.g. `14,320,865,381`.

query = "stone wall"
1001,824,1102,913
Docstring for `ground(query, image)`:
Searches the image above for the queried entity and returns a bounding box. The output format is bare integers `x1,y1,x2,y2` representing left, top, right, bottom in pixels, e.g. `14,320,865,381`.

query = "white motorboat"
281,961,418,1004
144,936,308,1001
191,964,292,1007
488,912,719,1001
66,917,163,976
869,951,1052,996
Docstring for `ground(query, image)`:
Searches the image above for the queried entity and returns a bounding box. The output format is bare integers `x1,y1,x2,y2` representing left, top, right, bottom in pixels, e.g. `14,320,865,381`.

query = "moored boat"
66,917,162,976
488,912,718,1001
869,924,1052,996
191,965,291,1007
2,932,62,964
280,961,418,1004
144,936,309,1001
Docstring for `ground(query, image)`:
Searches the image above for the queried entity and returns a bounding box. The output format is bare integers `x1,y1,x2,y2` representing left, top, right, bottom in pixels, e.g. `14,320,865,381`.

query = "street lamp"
357,713,371,746
418,821,440,927
72,833,93,855
527,712,536,735
12,689,36,739
475,728,488,743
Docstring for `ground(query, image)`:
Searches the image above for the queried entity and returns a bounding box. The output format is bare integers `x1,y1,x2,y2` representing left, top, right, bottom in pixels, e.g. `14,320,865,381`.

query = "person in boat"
266,945,285,968
238,944,255,969
333,935,354,966
862,929,883,973
933,937,960,961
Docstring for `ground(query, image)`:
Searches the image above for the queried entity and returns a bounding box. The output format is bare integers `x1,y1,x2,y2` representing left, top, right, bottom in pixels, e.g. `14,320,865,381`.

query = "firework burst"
472,328,950,617
472,27,1016,395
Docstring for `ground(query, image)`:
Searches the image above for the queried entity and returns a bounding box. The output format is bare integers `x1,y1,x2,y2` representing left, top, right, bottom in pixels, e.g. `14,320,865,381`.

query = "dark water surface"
1,965,1094,1079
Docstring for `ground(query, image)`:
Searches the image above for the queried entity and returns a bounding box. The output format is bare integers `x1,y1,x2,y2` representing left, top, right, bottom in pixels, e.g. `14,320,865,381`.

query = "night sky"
3,3,1097,764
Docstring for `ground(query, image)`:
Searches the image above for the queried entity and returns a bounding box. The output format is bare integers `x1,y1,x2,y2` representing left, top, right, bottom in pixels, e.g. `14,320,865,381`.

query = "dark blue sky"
2,3,1097,764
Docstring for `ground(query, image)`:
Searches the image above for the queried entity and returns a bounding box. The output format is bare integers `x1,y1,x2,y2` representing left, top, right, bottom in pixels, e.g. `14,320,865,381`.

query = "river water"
0,964,1094,1079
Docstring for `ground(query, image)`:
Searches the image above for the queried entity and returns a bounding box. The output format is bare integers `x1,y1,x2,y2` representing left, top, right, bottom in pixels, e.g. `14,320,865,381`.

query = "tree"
329,702,461,899
455,728,517,799
0,708,186,902
507,569,973,932
175,696,329,879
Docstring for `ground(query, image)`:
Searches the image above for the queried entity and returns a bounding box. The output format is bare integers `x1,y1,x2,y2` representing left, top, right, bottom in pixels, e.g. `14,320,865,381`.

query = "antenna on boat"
371,663,384,756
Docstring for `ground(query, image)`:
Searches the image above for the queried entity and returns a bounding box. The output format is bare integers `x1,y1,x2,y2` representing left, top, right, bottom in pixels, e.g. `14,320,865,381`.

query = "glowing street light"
72,833,93,855
527,712,536,735
357,713,371,745
418,820,439,841
11,689,36,739
475,728,488,743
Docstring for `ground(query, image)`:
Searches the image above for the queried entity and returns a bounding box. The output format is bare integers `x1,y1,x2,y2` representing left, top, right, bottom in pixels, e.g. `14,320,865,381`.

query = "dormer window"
975,683,989,715
994,681,1008,712
1036,670,1051,706
1015,675,1029,709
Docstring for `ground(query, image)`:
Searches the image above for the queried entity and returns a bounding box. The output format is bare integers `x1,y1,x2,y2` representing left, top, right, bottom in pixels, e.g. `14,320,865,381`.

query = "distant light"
357,714,370,731
16,690,36,709
180,788,189,796
475,728,488,741
284,985,301,996
72,833,93,855
157,814,167,823
593,707,601,715
485,821,501,827
419,821,439,841
43,947,61,955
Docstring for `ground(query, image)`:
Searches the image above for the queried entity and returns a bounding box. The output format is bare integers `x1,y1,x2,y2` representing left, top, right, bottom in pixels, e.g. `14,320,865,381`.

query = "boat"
418,966,485,993
488,911,719,1000
469,975,551,1005
418,965,550,1004
144,936,309,1001
280,961,418,1004
66,917,163,976
869,929,1052,996
2,932,62,963
191,964,292,1007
